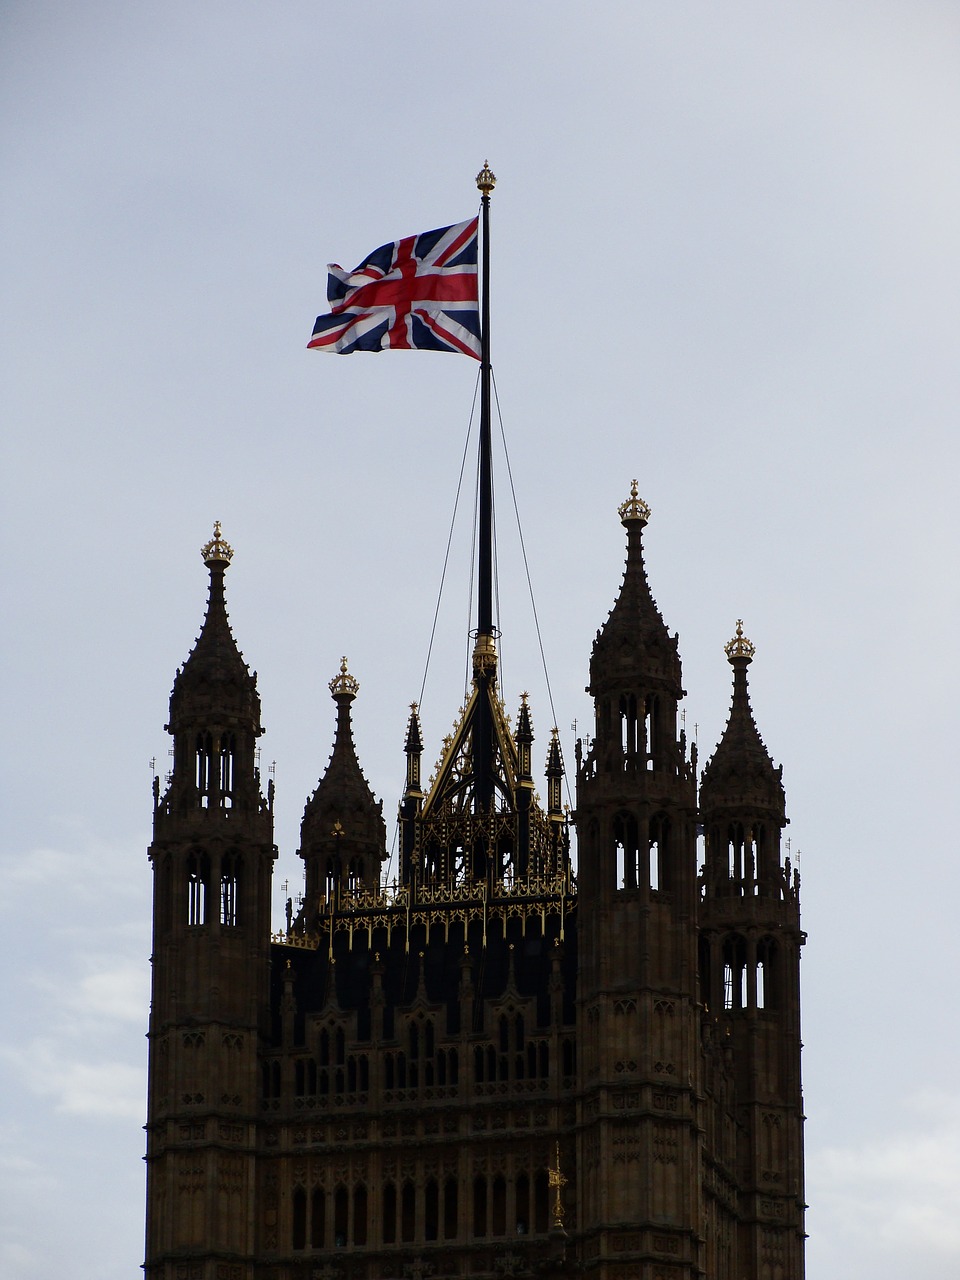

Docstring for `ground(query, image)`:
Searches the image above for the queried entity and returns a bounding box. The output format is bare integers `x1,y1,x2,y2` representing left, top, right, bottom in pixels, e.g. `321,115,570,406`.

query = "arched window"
333,1186,348,1248
401,1181,416,1242
219,852,240,926
757,937,779,1010
534,1170,549,1234
645,694,660,771
195,732,213,806
614,812,640,891
473,1176,487,1237
722,935,748,1011
649,814,670,892
353,1184,367,1246
619,693,639,758
424,1179,439,1241
310,1187,325,1249
726,823,745,890
516,1172,530,1236
218,733,235,807
292,1187,306,1250
186,853,209,925
382,1183,396,1244
443,1176,458,1239
562,1038,575,1077
492,1175,507,1236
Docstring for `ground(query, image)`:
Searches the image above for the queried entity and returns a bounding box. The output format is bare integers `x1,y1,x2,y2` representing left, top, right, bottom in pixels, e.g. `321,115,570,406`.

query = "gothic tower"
698,624,805,1278
575,484,702,1276
145,525,276,1280
143,492,805,1279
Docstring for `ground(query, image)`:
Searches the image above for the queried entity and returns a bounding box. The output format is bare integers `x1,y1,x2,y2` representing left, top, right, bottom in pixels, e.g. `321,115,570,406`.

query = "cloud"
812,1091,960,1273
0,1242,45,1279
0,1144,56,1197
0,1038,144,1121
76,963,149,1023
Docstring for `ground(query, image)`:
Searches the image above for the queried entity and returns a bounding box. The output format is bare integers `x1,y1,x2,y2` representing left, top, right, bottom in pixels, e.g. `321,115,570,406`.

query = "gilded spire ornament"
724,619,756,662
617,479,651,525
476,160,496,195
201,520,233,566
329,656,360,697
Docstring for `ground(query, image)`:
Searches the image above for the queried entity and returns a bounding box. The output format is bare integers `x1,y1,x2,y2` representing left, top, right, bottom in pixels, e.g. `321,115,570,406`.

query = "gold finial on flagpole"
476,160,496,195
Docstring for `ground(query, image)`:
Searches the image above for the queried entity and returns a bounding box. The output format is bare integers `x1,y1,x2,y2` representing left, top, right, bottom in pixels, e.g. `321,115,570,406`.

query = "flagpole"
476,162,495,639
474,161,496,816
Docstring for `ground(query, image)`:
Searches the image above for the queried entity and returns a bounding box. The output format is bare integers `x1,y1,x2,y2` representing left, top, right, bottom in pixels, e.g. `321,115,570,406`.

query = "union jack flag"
308,218,481,358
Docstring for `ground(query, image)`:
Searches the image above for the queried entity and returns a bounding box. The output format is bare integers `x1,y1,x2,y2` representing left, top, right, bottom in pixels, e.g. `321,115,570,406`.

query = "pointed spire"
515,693,533,782
168,522,260,733
404,702,424,755
301,658,386,869
403,702,424,800
700,623,785,818
515,693,533,745
589,482,681,696
546,727,564,817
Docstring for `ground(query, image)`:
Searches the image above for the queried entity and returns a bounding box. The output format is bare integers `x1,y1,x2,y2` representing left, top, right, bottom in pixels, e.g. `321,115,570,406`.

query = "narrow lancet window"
220,853,239,926
186,853,208,925
218,733,235,807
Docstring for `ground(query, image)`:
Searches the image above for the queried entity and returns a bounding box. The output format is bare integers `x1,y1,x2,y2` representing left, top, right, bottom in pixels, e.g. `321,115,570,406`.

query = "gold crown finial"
724,620,756,662
329,656,360,698
201,520,234,565
476,160,496,195
617,479,651,526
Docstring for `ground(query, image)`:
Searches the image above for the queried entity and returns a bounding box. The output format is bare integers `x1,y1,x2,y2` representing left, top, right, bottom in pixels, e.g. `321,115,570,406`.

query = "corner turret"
700,621,785,824
163,522,265,815
297,659,386,922
700,623,788,902
588,481,682,706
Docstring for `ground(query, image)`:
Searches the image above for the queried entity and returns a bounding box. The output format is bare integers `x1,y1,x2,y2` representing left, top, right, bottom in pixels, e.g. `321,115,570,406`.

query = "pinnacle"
168,529,260,731
700,628,784,816
589,486,680,694
302,662,384,844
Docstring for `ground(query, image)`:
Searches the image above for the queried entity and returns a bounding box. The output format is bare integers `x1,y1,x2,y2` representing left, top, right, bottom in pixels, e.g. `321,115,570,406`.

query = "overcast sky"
2,3,959,1277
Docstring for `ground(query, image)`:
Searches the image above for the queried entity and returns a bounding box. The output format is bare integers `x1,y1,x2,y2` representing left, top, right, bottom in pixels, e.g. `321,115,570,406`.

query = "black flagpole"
477,161,495,639
474,161,496,817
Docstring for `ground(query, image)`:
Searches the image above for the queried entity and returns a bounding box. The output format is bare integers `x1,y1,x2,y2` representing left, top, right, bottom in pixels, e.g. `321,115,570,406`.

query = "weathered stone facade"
145,494,805,1279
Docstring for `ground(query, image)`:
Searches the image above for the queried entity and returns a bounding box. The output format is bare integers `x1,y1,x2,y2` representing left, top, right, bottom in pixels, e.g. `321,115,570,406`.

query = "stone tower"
575,483,702,1275
698,623,805,1278
145,524,276,1280
143,489,806,1279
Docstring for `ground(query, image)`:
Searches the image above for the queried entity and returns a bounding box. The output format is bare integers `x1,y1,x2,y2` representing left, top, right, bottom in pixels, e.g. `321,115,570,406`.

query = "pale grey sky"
2,3,959,1277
